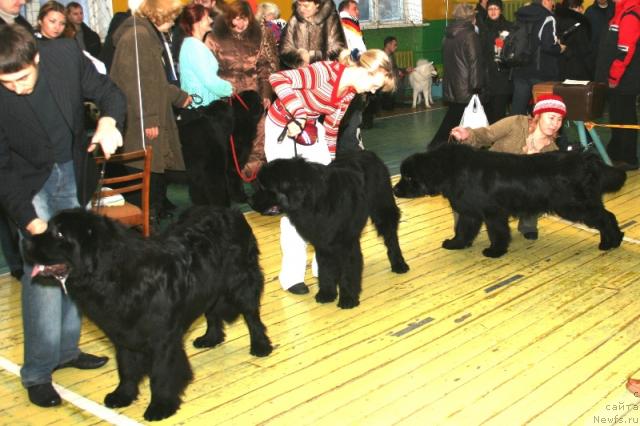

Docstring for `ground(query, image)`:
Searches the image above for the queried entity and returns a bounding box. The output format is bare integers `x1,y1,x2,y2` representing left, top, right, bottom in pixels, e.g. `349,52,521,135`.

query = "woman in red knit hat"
450,93,567,240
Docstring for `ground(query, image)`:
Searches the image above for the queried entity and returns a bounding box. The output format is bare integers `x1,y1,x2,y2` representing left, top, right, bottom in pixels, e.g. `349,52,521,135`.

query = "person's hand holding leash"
89,117,123,159
286,119,305,138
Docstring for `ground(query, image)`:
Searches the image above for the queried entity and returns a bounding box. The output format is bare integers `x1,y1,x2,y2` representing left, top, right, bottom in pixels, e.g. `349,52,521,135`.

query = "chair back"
91,147,152,237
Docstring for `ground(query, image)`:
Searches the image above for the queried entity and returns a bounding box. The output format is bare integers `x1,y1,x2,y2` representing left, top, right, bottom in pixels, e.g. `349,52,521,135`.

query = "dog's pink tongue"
31,264,45,278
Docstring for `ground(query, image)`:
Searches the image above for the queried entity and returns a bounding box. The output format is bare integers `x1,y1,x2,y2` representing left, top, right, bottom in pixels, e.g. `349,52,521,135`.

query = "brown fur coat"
208,16,279,177
279,0,347,69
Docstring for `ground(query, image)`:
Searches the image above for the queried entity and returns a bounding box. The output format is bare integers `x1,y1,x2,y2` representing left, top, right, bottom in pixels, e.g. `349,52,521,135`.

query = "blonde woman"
264,48,395,294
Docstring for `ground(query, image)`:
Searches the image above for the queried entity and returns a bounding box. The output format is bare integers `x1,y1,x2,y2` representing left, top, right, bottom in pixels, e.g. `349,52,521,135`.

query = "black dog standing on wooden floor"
394,144,626,258
23,207,272,421
249,150,409,309
177,90,264,206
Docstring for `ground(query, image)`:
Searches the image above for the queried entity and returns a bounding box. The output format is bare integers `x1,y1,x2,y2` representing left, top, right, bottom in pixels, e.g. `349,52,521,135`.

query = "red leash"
229,93,258,183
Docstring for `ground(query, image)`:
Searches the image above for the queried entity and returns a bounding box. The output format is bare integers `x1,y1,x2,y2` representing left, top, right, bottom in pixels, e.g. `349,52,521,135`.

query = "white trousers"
264,117,330,289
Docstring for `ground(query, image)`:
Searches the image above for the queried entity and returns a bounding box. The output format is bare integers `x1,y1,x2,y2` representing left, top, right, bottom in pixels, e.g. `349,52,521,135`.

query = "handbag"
293,119,319,146
460,94,488,129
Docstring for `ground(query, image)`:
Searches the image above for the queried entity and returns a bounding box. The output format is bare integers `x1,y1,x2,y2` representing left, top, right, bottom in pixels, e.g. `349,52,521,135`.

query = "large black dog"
394,144,626,258
23,207,272,421
250,150,409,309
178,90,264,206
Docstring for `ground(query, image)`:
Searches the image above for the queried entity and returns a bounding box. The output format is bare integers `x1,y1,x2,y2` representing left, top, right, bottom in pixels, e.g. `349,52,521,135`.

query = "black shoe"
10,268,23,280
523,231,538,240
287,283,309,295
27,383,61,407
56,352,109,370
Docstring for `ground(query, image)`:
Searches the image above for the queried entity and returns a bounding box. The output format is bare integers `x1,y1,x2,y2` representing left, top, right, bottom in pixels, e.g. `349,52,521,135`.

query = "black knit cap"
487,0,503,9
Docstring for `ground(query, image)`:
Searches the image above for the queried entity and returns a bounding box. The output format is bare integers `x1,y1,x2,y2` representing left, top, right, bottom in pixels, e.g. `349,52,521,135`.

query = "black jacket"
481,16,513,96
512,3,562,80
442,20,483,104
0,39,126,229
0,15,33,32
555,6,594,80
79,22,102,58
585,2,614,54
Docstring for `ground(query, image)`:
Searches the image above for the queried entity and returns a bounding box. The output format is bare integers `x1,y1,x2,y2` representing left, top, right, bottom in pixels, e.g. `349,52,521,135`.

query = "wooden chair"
91,147,152,237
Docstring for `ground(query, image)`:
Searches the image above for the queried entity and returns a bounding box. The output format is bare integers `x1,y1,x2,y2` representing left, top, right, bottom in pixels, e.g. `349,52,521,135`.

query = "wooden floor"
1,105,639,424
0,165,639,424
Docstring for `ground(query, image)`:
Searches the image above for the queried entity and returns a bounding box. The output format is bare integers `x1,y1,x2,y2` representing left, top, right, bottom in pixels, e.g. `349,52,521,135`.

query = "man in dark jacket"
585,0,614,54
555,0,594,80
66,2,101,57
429,3,483,149
0,0,33,282
511,0,565,115
0,25,125,408
0,0,33,31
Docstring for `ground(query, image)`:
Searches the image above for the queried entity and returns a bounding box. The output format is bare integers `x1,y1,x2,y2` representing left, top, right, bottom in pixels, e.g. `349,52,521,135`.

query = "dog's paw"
315,291,337,304
337,296,360,309
104,390,136,408
144,399,180,421
442,239,469,250
391,260,410,274
599,231,624,250
250,339,273,357
193,334,225,348
482,247,507,258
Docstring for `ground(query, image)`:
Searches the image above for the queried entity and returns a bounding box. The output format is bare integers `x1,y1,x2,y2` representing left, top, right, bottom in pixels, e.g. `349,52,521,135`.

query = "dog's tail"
585,154,627,193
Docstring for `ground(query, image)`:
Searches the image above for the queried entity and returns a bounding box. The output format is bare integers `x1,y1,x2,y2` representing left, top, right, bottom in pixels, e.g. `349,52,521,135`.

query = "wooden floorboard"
0,168,638,424
0,102,638,423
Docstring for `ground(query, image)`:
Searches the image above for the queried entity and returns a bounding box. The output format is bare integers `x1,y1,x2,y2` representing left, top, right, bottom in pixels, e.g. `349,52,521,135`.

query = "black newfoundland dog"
23,207,272,421
394,144,626,258
178,90,264,206
249,150,409,309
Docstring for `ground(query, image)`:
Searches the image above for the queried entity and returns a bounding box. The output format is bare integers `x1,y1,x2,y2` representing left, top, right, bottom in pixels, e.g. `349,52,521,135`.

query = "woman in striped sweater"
265,49,395,294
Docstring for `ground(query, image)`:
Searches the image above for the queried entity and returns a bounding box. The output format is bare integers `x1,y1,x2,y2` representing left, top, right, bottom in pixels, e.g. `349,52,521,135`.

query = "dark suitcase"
532,81,607,121
552,82,607,121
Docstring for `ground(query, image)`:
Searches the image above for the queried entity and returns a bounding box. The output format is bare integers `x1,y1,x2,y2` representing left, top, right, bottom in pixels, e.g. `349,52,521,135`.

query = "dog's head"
22,209,118,283
394,145,459,198
249,157,320,214
411,59,437,81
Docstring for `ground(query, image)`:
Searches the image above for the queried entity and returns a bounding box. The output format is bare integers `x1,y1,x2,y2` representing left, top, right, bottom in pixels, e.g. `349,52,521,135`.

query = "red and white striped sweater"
268,61,356,154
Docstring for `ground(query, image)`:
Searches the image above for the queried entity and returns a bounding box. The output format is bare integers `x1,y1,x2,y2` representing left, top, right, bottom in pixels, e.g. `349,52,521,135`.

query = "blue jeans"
20,161,82,387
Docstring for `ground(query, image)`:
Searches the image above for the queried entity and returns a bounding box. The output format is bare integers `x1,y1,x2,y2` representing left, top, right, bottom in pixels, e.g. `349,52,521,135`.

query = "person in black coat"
0,25,125,408
585,0,614,56
480,0,513,123
0,0,34,281
428,3,483,149
65,1,101,57
511,0,565,115
555,0,594,80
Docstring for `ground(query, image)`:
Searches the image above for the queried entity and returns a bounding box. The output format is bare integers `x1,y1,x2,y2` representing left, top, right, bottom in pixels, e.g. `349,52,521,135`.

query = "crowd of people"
0,0,638,409
437,0,639,171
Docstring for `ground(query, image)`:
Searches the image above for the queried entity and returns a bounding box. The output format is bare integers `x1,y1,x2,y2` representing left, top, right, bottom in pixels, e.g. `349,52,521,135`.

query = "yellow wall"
113,0,127,13
113,0,597,21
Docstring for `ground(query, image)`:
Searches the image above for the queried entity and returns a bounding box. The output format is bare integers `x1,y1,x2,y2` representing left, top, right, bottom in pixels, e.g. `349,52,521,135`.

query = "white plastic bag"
460,94,488,129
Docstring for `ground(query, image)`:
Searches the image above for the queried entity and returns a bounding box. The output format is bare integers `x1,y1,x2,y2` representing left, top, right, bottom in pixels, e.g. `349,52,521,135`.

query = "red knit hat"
533,94,567,117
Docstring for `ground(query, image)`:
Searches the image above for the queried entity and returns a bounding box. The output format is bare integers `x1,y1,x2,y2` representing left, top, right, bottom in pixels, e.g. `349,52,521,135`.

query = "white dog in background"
409,59,437,108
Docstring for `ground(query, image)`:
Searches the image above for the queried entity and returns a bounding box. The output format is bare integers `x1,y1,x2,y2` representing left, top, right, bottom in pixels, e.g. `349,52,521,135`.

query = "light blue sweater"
179,37,233,108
